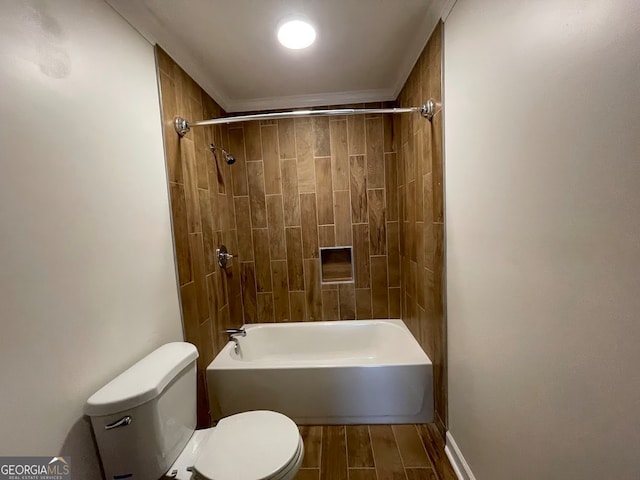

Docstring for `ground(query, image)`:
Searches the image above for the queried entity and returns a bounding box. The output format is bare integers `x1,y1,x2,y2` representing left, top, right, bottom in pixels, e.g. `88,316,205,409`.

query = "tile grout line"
382,126,392,320
327,120,344,321
416,424,440,480
252,132,273,321
346,126,364,317
367,425,380,480
390,425,410,480
311,151,322,320
337,120,347,321
283,120,298,322
363,112,373,313
291,119,308,322
319,426,323,480
271,122,288,323
344,426,350,480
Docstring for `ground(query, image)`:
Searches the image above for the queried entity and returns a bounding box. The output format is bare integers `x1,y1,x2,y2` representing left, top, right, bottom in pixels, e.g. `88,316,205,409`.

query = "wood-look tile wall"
227,108,400,323
156,47,402,425
157,23,445,433
156,47,242,427
396,22,447,436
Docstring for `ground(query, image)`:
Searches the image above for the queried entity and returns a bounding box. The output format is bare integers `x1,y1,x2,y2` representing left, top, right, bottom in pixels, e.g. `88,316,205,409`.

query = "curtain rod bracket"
174,117,190,137
420,99,437,121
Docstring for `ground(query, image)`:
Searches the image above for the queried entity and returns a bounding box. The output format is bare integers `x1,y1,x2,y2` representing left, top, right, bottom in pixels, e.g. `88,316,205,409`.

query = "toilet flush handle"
105,415,132,430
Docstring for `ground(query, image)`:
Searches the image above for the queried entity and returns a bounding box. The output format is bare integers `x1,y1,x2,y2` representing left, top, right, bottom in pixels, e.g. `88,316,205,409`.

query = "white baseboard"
445,431,476,480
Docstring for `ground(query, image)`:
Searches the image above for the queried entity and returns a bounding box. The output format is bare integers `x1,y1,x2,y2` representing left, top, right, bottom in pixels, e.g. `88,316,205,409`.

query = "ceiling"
106,0,455,112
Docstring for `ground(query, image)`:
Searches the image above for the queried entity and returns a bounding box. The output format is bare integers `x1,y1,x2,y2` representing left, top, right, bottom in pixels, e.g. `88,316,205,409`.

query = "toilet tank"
84,342,199,480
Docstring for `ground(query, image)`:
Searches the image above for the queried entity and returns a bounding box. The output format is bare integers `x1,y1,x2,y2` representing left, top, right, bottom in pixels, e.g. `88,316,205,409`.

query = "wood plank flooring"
296,424,457,480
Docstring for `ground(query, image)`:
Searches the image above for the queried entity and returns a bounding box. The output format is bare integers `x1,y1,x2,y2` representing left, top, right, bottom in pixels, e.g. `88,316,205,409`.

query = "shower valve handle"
216,245,234,268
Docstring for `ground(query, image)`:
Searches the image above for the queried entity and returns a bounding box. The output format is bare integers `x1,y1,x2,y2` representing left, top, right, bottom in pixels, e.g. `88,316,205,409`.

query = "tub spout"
225,328,246,355
225,328,246,339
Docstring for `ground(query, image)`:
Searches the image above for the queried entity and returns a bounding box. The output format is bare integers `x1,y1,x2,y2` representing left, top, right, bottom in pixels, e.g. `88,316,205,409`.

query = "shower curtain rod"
174,99,437,137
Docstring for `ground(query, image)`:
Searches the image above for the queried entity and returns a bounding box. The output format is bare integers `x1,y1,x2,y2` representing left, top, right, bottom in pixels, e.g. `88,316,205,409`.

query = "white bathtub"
206,319,433,424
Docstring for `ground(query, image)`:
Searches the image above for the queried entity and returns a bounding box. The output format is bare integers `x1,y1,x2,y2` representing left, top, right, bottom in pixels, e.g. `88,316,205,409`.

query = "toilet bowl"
169,411,304,480
84,343,303,480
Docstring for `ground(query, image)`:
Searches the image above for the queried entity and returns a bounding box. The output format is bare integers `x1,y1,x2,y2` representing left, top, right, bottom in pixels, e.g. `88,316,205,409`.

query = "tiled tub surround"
224,104,401,324
397,22,447,435
156,47,402,424
156,20,446,433
156,47,238,426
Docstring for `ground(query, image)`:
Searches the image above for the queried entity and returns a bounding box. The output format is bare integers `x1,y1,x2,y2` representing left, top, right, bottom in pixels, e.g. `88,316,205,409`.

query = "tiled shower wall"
228,110,400,323
156,47,401,424
397,22,447,435
156,47,240,426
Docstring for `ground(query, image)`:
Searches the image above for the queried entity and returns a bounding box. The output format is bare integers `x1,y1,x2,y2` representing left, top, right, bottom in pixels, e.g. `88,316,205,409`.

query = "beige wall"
444,0,640,478
0,0,182,477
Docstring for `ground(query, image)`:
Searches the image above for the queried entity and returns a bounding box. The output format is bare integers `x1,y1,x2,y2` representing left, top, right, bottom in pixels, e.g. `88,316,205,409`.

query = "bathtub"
206,319,433,424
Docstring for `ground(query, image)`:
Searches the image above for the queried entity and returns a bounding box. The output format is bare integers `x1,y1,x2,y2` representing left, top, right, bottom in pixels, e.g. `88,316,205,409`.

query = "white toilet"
84,342,303,480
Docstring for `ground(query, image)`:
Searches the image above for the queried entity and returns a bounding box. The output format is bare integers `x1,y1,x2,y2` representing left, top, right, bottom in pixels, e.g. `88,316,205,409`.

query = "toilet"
84,342,303,480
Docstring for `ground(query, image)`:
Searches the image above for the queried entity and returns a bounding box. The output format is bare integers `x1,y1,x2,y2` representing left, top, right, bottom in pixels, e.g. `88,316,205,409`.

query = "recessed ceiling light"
277,19,316,50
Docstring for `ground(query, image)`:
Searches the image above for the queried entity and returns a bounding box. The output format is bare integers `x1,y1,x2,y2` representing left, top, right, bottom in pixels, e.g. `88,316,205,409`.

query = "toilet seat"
193,410,303,480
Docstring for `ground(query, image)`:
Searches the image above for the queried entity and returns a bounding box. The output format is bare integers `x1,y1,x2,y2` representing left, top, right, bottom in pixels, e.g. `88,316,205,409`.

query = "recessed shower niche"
320,247,353,284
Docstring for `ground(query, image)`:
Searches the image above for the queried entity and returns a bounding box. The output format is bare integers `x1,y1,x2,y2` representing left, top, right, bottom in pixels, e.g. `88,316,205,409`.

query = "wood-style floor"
295,424,457,480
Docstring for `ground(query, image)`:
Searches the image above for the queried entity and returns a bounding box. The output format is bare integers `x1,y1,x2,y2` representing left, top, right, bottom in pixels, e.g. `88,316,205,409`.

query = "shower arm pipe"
174,99,437,137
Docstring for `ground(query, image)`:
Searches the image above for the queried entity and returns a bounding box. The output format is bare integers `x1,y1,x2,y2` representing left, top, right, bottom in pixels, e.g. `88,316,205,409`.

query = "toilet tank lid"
84,342,198,417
